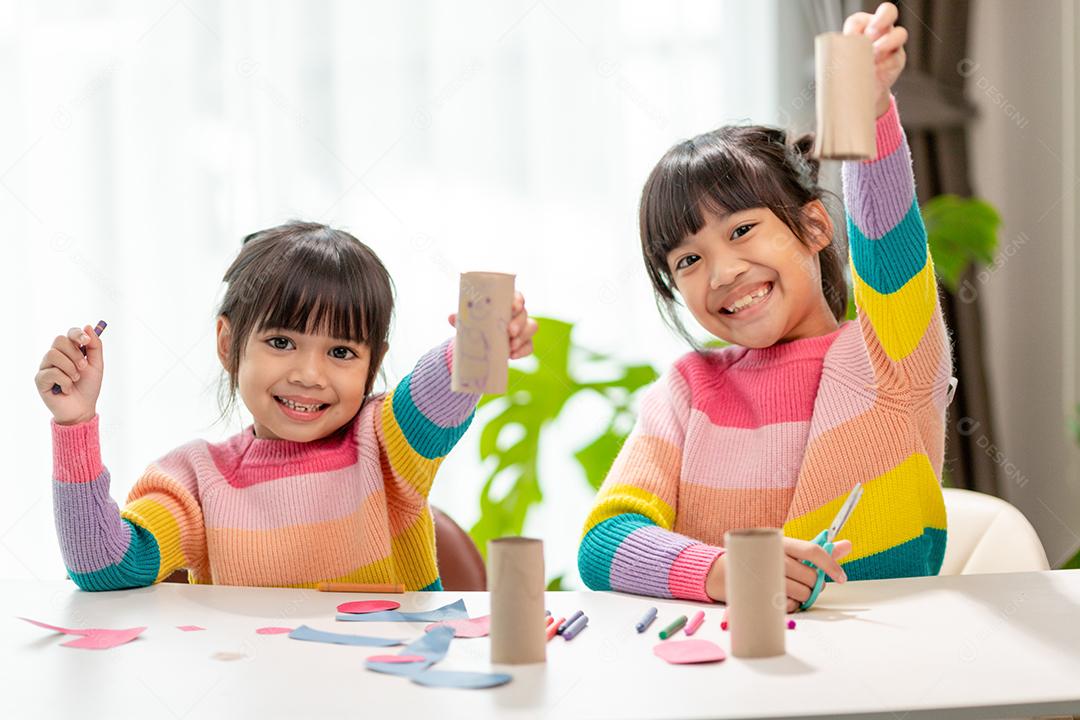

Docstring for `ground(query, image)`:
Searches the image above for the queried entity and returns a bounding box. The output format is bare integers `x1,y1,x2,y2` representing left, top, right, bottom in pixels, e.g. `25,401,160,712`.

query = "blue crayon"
562,614,588,640
635,606,658,633
557,610,583,635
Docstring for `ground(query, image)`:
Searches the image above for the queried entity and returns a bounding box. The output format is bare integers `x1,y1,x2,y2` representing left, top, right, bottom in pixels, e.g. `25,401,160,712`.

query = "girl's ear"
215,316,231,369
802,199,834,253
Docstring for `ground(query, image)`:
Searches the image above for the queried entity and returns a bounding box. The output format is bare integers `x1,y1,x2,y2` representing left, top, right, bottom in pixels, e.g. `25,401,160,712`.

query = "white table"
3,571,1080,719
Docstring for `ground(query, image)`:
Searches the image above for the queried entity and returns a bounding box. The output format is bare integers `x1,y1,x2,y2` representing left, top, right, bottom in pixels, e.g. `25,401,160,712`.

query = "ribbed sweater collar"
734,321,849,369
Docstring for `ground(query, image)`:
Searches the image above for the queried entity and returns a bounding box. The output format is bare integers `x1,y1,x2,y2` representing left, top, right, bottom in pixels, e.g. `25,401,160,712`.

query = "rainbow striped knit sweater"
579,97,952,600
51,340,478,591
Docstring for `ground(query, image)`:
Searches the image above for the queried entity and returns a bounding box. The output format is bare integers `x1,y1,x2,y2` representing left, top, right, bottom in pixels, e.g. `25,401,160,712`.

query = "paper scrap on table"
255,626,293,635
337,600,401,614
212,651,247,661
19,616,146,650
62,627,147,650
18,617,89,635
177,625,205,632
367,654,427,663
337,598,468,624
653,639,727,665
411,669,512,689
366,625,455,677
288,625,404,647
424,615,490,638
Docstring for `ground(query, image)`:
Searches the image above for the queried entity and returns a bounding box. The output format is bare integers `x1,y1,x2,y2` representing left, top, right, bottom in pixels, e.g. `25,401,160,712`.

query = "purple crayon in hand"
52,320,106,394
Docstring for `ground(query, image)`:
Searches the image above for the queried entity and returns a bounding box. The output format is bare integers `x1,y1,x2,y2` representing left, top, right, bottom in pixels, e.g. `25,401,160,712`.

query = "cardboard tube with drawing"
724,528,786,658
451,271,515,395
813,32,876,160
488,537,546,664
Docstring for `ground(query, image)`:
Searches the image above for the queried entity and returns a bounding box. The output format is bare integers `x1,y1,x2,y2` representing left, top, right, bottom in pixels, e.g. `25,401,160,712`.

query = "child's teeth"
726,283,771,313
279,397,322,412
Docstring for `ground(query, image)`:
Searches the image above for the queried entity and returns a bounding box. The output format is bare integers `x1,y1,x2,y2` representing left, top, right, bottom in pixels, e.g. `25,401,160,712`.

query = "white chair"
940,487,1050,575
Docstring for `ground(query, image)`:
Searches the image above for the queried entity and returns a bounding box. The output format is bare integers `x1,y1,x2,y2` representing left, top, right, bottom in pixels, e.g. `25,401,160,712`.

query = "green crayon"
658,614,687,640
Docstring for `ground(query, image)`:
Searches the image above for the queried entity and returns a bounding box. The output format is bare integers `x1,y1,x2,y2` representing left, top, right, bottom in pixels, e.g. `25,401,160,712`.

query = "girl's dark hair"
639,126,848,347
216,221,395,420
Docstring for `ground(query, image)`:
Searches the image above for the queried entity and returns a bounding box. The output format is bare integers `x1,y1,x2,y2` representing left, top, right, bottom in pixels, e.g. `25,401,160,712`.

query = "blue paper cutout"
337,599,469,624
411,669,513,689
288,625,404,647
366,625,455,677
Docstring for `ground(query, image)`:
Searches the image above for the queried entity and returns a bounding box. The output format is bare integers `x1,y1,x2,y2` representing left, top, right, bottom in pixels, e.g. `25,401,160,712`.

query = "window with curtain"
3,0,790,585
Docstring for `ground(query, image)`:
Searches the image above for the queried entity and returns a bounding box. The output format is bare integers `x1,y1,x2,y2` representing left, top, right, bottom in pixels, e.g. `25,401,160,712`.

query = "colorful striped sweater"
51,340,478,591
579,97,953,600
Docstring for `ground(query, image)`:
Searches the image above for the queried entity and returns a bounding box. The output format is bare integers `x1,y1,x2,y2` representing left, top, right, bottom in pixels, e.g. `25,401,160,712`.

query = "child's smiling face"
218,318,375,441
666,202,841,348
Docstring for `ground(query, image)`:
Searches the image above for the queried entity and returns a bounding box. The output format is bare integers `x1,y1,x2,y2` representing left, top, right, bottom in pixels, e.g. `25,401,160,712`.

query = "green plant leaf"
922,195,1001,292
467,316,658,562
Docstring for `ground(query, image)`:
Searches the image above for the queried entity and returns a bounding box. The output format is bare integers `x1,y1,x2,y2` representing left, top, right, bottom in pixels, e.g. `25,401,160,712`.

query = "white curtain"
3,0,790,585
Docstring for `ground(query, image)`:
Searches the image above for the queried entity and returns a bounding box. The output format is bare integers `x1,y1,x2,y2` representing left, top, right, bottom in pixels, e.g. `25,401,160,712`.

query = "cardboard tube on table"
724,528,786,658
813,32,876,160
488,537,546,664
451,271,515,395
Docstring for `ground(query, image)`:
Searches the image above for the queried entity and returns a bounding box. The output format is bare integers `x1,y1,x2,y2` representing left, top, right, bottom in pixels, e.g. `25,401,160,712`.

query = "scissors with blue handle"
800,482,863,611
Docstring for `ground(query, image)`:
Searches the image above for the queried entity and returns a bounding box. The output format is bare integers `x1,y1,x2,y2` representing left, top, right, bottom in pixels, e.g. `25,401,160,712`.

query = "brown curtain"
870,0,1001,495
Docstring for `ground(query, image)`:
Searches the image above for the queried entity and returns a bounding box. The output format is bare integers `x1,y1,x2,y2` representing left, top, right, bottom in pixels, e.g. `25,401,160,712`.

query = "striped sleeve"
842,95,952,397
378,339,480,500
51,416,207,591
578,368,724,602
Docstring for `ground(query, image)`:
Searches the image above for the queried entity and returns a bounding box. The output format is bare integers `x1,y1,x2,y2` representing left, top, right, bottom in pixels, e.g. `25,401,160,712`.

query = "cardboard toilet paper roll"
488,537,546,664
451,271,515,395
813,32,876,160
724,528,786,658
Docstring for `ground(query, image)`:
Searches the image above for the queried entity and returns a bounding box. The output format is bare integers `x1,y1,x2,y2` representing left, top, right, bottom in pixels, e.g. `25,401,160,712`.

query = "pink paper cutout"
60,627,146,650
255,626,293,635
18,617,90,635
366,654,427,663
424,615,491,638
653,639,727,665
337,600,401,614
177,625,205,632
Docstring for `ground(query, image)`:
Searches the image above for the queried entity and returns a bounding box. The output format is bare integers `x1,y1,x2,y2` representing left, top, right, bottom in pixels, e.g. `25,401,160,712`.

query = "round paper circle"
337,600,401,614
653,639,727,665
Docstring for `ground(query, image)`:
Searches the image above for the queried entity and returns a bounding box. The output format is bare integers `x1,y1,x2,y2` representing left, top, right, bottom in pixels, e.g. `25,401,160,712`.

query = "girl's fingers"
55,331,87,369
867,2,898,36
787,598,798,614
786,540,848,583
509,339,533,360
873,25,908,59
842,11,874,35
786,577,813,605
512,291,525,314
79,323,104,366
785,555,821,588
832,539,854,561
43,347,81,383
36,367,72,395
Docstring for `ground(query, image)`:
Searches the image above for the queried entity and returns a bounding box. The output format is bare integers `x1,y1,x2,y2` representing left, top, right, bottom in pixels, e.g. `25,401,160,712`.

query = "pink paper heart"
653,639,727,665
424,615,490,638
367,654,427,663
255,626,293,635
337,600,401,614
60,627,146,650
